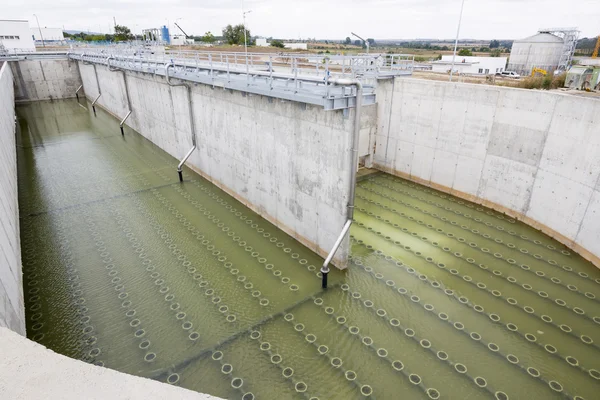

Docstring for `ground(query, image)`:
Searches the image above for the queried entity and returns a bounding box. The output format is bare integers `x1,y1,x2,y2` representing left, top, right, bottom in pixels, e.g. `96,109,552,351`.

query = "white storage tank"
507,32,563,75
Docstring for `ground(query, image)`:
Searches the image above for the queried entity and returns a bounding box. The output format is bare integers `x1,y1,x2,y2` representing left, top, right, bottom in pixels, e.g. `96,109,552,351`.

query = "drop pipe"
165,62,197,182
320,78,363,288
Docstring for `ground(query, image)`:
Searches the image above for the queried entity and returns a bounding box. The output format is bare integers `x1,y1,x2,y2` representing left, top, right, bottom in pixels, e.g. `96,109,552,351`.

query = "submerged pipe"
91,94,101,115
75,85,83,102
321,79,363,288
165,62,197,182
177,146,196,182
120,111,132,136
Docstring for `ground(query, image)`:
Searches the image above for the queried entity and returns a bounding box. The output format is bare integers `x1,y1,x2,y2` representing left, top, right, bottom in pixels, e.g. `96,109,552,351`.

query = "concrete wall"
76,61,361,267
10,59,82,102
0,62,25,334
0,327,221,399
374,77,600,267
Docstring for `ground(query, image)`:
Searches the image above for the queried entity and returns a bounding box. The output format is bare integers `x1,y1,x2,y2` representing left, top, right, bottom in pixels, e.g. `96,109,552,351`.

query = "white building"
256,38,269,47
431,55,507,75
170,35,194,46
0,20,35,51
284,42,308,50
30,27,64,42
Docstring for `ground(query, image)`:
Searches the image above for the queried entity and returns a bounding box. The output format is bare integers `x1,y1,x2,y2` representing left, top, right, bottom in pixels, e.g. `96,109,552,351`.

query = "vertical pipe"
320,79,363,288
165,62,198,181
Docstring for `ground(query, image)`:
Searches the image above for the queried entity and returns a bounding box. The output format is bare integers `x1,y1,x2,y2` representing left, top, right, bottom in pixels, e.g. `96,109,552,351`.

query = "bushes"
515,73,566,90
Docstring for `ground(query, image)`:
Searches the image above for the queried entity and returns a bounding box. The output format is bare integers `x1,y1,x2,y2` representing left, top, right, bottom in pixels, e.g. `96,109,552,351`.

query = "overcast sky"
5,0,599,40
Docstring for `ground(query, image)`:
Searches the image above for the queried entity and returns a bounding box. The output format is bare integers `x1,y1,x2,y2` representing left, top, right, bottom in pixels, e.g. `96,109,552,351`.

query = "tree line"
63,25,134,42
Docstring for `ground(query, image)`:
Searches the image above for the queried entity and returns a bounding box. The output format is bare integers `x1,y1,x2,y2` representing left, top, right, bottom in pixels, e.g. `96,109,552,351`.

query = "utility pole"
33,14,45,48
449,0,466,82
113,17,117,28
242,0,252,74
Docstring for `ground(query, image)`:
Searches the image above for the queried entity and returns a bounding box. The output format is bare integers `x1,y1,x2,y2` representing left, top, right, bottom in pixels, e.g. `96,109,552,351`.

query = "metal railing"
70,47,412,79
67,47,412,110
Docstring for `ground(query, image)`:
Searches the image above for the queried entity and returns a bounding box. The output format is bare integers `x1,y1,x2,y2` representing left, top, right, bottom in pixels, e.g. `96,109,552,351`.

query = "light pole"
449,0,466,82
351,32,369,54
33,14,45,48
243,9,252,57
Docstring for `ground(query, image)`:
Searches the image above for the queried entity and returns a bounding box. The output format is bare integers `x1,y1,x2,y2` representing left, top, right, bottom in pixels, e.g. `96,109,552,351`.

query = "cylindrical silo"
507,33,563,75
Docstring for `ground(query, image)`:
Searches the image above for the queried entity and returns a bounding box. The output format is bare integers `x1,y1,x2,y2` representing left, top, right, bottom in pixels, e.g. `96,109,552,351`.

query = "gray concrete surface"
0,327,222,399
76,61,364,267
374,77,600,266
10,59,82,102
0,62,25,334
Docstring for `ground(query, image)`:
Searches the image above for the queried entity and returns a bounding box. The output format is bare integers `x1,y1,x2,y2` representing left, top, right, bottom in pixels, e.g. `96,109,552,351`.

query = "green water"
17,99,600,400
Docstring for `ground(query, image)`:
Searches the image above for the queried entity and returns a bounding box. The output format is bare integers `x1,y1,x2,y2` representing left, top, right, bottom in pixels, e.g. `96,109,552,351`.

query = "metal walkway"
67,48,413,110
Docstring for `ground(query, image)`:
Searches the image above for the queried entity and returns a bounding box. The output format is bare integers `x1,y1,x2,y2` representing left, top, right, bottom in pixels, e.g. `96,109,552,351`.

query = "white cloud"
4,0,599,39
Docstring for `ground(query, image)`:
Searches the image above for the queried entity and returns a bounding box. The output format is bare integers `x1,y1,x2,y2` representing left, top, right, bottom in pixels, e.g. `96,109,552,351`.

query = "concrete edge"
374,163,600,270
0,327,222,399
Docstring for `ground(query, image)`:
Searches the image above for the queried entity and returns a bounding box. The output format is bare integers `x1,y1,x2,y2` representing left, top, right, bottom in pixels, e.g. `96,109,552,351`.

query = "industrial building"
431,55,507,75
507,27,579,75
31,27,65,43
0,20,35,51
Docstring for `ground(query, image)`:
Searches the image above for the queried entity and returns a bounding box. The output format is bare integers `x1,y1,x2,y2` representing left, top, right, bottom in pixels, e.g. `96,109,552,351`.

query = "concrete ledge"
374,164,600,269
0,327,222,400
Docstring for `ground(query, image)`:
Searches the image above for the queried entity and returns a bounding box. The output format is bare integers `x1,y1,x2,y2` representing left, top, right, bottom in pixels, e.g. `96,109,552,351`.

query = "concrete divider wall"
374,77,600,266
10,59,82,102
0,62,25,334
77,61,362,267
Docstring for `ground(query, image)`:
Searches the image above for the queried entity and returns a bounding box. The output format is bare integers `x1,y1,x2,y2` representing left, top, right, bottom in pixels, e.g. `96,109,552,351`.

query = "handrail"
320,78,363,288
67,47,414,82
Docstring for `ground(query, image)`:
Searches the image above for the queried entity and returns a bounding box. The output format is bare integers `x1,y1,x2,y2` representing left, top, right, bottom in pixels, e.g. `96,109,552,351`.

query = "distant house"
283,43,308,50
431,55,508,75
256,38,269,47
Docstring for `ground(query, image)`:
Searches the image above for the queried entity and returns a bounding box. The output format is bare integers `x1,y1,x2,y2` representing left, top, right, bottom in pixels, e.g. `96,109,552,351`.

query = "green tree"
222,24,250,45
114,25,133,42
490,49,502,57
270,39,285,48
489,39,500,48
344,36,351,45
201,31,215,43
458,48,472,56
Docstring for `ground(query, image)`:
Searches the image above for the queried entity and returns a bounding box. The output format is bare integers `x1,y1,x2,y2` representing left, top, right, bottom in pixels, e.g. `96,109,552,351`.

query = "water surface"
18,99,600,399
